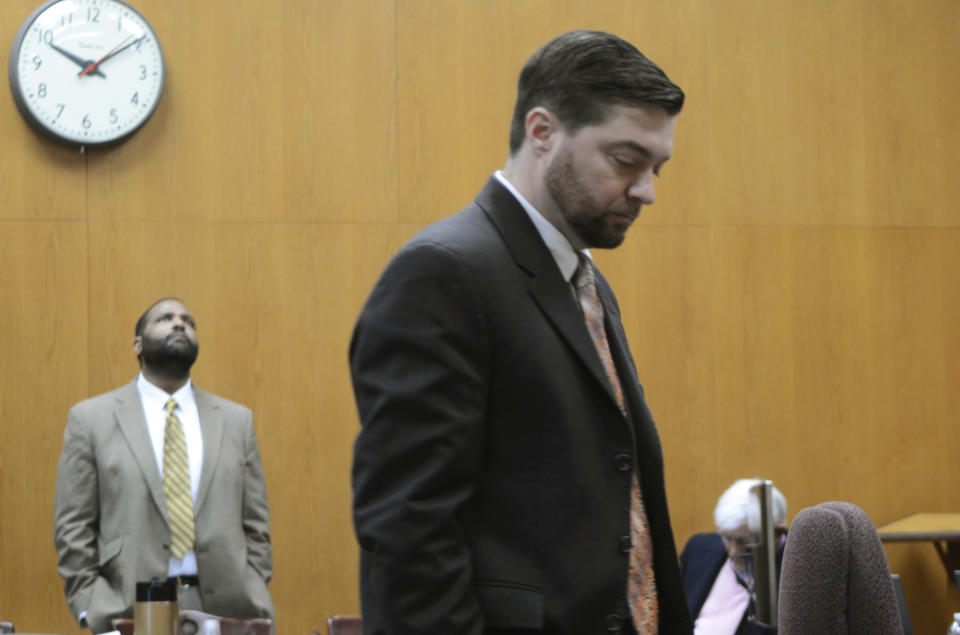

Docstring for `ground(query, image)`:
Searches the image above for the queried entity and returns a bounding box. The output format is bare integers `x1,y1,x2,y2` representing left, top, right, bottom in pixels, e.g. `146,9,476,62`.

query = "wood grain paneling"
712,227,960,513
0,222,89,631
84,0,398,224
707,1,870,227
861,0,960,227
2,1,959,634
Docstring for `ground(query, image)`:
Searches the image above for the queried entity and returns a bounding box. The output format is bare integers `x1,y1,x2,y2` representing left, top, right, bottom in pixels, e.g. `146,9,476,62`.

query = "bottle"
134,577,179,635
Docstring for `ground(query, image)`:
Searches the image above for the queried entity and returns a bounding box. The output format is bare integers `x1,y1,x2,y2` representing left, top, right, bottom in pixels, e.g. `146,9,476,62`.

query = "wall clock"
8,0,165,150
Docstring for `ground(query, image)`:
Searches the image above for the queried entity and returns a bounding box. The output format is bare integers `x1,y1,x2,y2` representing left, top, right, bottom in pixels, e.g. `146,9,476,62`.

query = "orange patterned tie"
573,254,659,633
163,398,195,559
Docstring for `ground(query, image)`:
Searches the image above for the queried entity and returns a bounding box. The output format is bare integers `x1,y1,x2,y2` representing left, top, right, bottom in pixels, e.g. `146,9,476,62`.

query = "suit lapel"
194,388,223,515
115,381,169,526
476,177,623,412
596,272,666,458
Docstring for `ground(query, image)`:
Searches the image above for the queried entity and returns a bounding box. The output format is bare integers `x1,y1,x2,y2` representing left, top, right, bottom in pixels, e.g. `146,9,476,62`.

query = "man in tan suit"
54,298,274,633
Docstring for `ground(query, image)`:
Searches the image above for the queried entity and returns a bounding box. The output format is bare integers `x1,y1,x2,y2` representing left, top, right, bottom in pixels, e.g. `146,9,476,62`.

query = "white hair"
713,478,787,534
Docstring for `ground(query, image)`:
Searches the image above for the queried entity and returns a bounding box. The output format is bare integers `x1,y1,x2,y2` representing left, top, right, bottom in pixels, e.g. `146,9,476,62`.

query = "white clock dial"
8,0,165,148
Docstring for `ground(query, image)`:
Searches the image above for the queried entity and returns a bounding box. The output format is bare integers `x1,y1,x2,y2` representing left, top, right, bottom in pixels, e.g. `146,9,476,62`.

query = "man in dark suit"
350,30,689,634
54,298,274,633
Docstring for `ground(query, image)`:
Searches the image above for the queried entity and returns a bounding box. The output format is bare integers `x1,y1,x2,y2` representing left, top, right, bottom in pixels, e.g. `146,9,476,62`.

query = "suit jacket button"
604,613,622,632
613,454,632,472
618,535,632,554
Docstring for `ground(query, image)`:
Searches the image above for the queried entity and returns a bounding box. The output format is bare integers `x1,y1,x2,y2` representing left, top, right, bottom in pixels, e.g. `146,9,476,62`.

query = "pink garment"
694,558,750,635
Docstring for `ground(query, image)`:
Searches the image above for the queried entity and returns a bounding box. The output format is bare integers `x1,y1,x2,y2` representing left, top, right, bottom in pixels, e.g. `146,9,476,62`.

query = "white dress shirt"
494,170,589,283
694,558,751,635
137,373,203,576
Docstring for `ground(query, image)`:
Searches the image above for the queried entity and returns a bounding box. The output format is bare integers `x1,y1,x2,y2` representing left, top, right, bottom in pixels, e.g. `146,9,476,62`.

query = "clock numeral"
38,83,47,98
139,65,147,80
135,38,147,52
54,104,65,122
131,92,139,106
88,7,101,23
110,108,119,124
33,55,42,71
82,114,92,129
117,17,122,31
36,29,53,46
60,14,73,27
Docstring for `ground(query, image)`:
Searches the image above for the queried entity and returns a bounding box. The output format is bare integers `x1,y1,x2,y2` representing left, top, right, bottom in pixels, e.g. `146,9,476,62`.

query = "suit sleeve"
53,406,101,623
241,410,273,583
350,241,490,635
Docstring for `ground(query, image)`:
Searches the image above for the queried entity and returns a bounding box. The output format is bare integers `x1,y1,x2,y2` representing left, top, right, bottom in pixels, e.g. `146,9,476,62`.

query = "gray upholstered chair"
0,622,13,633
778,501,903,634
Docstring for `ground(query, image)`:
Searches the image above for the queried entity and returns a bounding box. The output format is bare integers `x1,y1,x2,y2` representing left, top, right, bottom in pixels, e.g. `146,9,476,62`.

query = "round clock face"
8,0,165,148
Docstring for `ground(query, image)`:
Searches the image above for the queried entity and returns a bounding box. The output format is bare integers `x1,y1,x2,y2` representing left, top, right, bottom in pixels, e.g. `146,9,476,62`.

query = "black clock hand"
78,35,145,77
48,42,106,78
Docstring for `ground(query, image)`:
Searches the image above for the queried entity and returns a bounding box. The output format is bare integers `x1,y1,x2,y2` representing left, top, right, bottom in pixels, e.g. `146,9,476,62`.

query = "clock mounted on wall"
8,0,165,150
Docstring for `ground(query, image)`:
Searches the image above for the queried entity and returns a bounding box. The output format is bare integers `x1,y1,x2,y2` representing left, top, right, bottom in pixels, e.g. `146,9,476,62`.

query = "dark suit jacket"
350,177,692,634
54,381,274,633
679,533,780,635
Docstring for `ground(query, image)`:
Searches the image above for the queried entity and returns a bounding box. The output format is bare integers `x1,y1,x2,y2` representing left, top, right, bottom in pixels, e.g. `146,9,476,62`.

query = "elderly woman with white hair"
679,479,788,635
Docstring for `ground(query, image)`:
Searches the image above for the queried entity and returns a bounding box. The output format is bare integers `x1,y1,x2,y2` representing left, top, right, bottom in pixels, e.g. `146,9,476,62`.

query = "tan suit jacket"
54,381,274,633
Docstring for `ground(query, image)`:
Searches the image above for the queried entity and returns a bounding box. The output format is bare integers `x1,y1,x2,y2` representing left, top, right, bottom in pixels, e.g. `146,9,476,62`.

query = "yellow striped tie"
163,398,195,558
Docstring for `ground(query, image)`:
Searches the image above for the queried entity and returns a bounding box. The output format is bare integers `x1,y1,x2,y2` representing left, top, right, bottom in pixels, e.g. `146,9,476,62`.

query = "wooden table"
877,513,960,580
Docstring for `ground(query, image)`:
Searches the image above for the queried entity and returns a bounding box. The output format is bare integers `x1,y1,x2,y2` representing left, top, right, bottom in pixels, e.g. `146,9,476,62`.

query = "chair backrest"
778,501,903,635
179,610,272,635
113,612,272,635
890,574,913,635
0,622,13,634
326,615,362,635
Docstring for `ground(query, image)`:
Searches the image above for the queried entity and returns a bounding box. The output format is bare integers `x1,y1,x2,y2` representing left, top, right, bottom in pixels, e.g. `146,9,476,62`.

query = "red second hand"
79,35,133,77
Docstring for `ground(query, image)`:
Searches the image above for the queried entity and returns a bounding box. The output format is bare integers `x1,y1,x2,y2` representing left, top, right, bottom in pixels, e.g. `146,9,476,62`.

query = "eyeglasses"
721,533,756,548
722,527,787,548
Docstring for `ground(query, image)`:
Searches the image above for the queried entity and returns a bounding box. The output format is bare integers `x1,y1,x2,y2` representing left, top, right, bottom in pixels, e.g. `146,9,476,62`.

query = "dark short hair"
135,297,183,337
508,30,685,154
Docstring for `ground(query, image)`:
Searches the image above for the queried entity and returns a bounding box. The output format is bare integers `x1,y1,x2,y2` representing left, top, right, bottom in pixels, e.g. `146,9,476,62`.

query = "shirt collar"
494,170,588,282
137,373,194,409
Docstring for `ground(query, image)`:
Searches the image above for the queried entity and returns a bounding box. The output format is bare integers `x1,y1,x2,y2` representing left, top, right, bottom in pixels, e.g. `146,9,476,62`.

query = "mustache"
609,201,640,218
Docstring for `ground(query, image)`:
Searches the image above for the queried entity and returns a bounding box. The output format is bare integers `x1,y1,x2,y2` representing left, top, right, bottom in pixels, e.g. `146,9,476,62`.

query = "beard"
139,332,198,377
544,149,639,249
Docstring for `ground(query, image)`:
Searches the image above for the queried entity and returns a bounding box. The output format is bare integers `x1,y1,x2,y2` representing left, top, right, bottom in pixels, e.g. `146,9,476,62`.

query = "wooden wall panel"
861,0,960,227
0,222,89,630
712,227,960,510
84,0,398,224
1,0,959,633
707,1,870,227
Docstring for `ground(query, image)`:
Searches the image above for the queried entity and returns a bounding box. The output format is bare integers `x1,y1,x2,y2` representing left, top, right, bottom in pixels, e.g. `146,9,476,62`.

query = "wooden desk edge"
879,531,960,542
